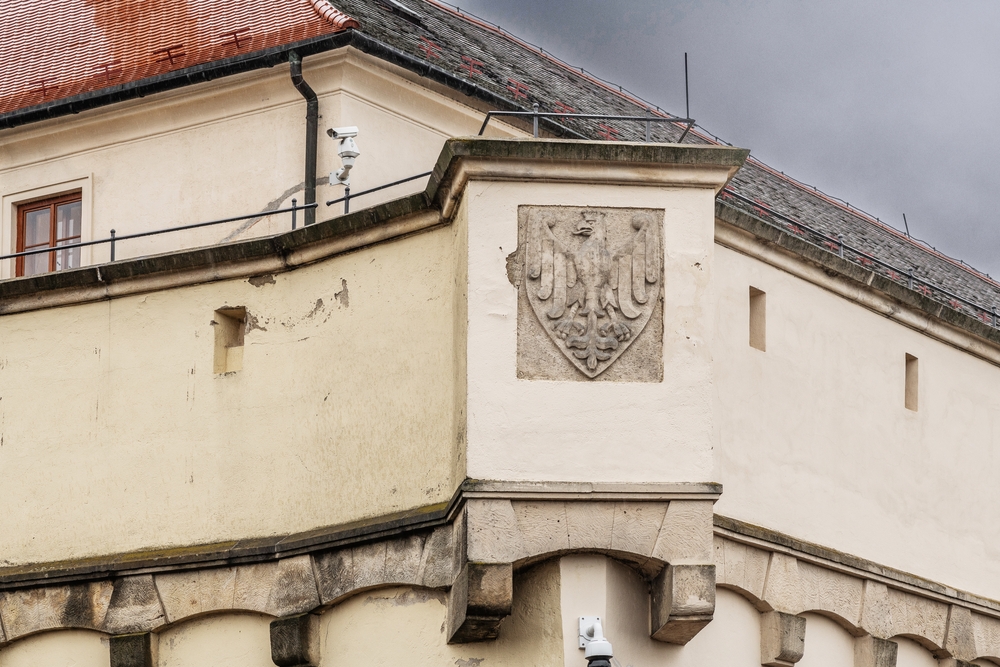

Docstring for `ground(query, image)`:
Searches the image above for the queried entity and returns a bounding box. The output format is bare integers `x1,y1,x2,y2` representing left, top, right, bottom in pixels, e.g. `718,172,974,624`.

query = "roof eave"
0,30,360,131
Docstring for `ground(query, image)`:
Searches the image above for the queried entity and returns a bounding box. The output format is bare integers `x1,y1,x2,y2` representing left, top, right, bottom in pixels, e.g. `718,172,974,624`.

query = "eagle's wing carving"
527,212,583,320
612,213,660,320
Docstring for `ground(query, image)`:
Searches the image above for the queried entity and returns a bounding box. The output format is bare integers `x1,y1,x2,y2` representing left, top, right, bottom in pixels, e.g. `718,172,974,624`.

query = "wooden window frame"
15,192,83,277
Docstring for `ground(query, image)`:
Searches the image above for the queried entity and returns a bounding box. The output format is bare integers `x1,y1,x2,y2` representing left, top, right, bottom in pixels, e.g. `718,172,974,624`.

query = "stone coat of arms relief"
515,206,665,381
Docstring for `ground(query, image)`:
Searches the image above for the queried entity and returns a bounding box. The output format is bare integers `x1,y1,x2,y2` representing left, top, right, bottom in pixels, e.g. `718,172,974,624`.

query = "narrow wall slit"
749,287,766,351
905,353,918,411
214,307,246,374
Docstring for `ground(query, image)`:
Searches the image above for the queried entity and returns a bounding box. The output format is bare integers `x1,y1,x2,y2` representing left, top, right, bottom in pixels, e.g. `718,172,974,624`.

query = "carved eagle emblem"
524,208,661,378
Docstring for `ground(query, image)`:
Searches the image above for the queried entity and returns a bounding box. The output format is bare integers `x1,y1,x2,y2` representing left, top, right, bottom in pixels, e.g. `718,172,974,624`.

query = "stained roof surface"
330,0,1000,320
0,0,358,115
2,0,998,322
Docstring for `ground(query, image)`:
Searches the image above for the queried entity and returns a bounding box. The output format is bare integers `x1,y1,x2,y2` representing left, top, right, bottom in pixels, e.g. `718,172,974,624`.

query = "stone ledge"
715,514,1000,616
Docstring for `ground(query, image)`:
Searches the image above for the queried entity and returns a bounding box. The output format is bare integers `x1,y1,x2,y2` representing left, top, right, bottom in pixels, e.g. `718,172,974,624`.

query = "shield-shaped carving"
521,206,662,379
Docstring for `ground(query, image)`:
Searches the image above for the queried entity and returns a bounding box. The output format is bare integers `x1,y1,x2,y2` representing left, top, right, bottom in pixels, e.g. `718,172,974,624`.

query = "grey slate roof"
333,0,1000,323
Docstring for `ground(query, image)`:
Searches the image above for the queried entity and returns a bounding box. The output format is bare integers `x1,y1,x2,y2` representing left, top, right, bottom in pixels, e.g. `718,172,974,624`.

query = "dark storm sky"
450,0,1000,277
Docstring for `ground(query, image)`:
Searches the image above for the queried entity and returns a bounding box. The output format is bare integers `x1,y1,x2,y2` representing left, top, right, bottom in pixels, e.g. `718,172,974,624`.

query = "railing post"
344,186,351,215
110,229,116,262
838,234,844,258
532,102,539,138
993,306,997,327
291,198,297,230
907,269,914,289
645,108,652,143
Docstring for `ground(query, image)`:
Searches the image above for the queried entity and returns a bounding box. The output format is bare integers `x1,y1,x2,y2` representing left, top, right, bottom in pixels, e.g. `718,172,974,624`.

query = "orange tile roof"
0,0,359,116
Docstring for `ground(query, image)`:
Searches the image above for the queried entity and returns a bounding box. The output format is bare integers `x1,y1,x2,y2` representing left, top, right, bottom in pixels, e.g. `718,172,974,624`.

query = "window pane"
56,201,82,240
24,249,51,277
55,241,81,270
24,208,51,246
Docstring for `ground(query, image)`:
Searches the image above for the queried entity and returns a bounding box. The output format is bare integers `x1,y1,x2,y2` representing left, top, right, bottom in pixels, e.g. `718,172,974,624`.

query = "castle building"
1,2,999,666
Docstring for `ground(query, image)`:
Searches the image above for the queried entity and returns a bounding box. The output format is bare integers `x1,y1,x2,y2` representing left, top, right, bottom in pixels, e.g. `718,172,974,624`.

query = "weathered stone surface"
565,502,615,551
714,537,770,605
938,660,977,667
886,588,949,650
609,502,667,558
103,575,166,634
762,553,803,614
650,564,715,644
155,556,319,623
0,581,114,640
854,635,898,667
110,632,156,667
465,499,527,564
313,532,442,605
798,561,864,632
859,580,894,639
653,500,713,563
513,502,571,558
761,611,806,667
447,562,513,644
416,525,455,589
270,613,320,667
516,205,664,382
972,612,1000,662
943,604,978,662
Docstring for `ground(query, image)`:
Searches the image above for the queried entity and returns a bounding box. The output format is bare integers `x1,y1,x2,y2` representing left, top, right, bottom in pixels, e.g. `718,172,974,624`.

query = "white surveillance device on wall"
579,617,614,667
327,126,360,186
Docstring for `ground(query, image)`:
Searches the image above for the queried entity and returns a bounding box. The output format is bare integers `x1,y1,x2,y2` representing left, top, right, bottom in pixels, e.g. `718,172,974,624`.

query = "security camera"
327,126,359,139
579,618,613,667
327,127,361,186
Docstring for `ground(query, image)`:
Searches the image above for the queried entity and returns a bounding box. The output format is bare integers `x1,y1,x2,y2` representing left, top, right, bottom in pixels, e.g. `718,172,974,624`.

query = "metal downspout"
289,51,318,226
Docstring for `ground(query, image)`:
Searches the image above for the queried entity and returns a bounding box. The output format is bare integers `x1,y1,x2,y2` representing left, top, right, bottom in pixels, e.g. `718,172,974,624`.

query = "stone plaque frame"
514,205,664,382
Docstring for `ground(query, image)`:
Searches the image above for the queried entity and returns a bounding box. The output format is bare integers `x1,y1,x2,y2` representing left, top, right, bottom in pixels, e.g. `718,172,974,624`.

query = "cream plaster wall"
795,613,855,667
0,49,519,278
0,630,108,667
0,225,462,565
714,242,1000,599
894,637,939,667
317,564,564,666
463,179,719,483
157,613,272,667
559,554,764,667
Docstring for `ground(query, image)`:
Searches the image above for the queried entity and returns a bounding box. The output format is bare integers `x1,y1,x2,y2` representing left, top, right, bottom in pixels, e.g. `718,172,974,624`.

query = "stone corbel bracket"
446,481,721,644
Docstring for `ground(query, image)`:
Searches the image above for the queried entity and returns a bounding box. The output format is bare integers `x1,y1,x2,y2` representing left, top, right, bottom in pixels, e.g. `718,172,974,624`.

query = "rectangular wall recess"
905,353,918,411
213,307,246,374
749,287,766,351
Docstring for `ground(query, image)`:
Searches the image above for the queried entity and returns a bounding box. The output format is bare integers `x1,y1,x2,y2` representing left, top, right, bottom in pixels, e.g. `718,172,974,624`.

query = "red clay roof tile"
0,0,359,116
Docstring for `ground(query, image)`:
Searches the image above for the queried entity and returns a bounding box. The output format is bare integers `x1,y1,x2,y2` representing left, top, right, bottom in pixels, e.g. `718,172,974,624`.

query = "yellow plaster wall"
157,613,272,667
0,224,463,565
0,630,108,667
318,563,564,666
714,241,1000,599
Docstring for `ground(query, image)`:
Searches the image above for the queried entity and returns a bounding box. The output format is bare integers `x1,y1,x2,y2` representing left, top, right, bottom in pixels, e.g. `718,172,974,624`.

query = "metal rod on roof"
532,103,539,138
645,108,651,143
685,52,690,120
903,213,911,238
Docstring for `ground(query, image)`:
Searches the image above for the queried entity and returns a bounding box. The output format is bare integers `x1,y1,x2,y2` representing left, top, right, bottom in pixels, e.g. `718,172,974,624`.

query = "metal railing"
479,103,696,143
326,171,432,214
0,169,437,277
720,188,1000,328
0,202,318,273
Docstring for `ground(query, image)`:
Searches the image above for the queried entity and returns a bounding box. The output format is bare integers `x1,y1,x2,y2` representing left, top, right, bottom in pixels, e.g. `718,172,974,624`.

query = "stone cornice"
430,138,749,219
0,479,720,591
